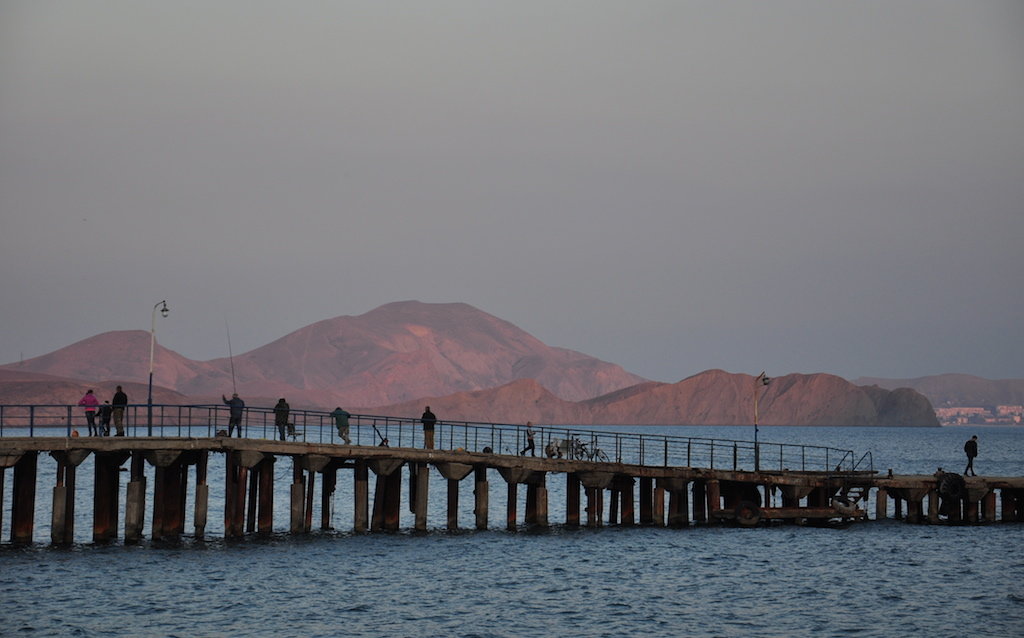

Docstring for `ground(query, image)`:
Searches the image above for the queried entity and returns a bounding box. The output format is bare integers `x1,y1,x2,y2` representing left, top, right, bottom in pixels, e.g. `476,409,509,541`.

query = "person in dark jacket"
420,406,437,449
274,398,290,441
111,385,128,436
963,435,979,476
99,401,113,436
223,393,245,438
331,407,351,444
520,421,536,456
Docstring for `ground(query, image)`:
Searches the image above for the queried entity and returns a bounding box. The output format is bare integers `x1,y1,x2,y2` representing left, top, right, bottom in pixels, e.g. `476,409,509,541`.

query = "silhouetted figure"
111,385,128,436
99,401,113,436
223,393,245,437
331,407,351,444
964,435,979,477
520,421,536,456
274,398,290,441
78,389,99,436
421,406,437,449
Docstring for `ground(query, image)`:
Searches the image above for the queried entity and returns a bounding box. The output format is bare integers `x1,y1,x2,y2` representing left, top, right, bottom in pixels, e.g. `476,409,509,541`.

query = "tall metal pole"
147,300,169,436
753,371,769,472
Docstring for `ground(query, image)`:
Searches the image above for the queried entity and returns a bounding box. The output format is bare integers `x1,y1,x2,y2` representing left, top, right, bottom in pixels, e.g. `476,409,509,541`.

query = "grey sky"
1,1,1022,383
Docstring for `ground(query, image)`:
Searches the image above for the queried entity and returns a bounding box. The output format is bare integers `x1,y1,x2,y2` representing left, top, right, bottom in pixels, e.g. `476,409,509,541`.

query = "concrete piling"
5,438,1024,545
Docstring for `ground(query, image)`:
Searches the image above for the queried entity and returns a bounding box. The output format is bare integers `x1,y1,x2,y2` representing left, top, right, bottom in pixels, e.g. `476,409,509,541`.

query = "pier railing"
0,403,867,473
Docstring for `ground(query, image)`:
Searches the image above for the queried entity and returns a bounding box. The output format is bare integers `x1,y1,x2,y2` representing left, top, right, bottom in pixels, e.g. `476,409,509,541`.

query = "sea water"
2,426,1022,637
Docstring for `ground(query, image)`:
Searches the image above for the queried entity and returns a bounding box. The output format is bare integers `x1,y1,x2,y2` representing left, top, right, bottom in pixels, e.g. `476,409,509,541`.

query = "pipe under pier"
2,437,1022,545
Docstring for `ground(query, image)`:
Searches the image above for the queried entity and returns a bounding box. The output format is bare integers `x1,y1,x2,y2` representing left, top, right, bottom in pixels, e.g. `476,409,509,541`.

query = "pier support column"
507,481,518,531
194,452,209,540
49,450,87,545
1001,490,1021,522
124,451,146,543
965,498,979,524
258,457,276,534
414,463,429,531
608,486,619,526
566,473,580,527
584,487,604,528
706,480,721,524
981,491,997,523
304,467,316,533
639,477,653,525
50,457,74,545
152,456,187,541
906,498,923,525
535,484,549,528
290,459,306,534
224,451,243,539
927,490,939,524
246,464,259,534
691,480,706,524
620,477,635,526
474,466,488,531
94,452,128,543
653,484,665,526
447,478,460,530
354,460,368,532
373,463,403,531
875,488,888,520
11,451,38,544
322,466,337,531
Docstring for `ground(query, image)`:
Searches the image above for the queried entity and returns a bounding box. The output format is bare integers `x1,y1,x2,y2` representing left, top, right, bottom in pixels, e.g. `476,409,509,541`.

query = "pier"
1,404,1022,544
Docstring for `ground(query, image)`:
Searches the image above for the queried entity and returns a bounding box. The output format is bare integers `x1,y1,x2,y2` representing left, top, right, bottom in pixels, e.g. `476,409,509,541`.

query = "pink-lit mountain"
0,301,939,425
0,301,647,408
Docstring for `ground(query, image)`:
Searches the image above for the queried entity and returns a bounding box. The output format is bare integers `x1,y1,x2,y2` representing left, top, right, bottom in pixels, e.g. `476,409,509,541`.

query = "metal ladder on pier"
830,451,874,516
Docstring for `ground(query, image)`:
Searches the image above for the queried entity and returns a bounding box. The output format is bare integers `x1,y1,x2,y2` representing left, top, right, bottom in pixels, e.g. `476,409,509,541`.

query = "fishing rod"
225,319,237,395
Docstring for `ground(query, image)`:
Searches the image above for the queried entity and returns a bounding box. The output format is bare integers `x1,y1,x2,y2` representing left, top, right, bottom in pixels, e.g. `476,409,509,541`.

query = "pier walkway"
1,404,1021,544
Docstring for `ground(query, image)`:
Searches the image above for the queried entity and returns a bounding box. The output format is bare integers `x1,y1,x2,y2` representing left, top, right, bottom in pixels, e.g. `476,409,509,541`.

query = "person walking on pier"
332,406,351,444
111,385,128,436
421,406,437,449
78,389,100,436
520,421,536,456
223,393,245,438
963,435,979,477
274,398,291,441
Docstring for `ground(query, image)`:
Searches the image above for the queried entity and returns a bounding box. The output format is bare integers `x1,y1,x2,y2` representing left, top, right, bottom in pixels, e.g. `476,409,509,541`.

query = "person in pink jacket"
78,389,100,436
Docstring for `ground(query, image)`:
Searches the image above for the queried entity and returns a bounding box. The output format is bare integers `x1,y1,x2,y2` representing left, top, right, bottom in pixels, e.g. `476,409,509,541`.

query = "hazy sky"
1,1,1022,383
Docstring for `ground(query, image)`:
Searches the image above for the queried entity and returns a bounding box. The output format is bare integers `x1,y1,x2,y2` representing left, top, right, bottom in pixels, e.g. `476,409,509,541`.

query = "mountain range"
0,300,941,426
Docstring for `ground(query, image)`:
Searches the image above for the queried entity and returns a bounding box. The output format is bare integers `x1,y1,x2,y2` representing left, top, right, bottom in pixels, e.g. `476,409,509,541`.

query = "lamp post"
753,371,770,472
147,300,169,436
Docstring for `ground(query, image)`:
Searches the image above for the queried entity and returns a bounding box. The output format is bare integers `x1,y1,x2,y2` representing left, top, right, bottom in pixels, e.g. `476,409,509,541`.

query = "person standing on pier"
520,421,536,456
111,385,128,436
421,406,437,449
332,406,351,444
78,389,100,436
223,393,245,438
963,435,979,477
99,401,113,436
274,398,290,441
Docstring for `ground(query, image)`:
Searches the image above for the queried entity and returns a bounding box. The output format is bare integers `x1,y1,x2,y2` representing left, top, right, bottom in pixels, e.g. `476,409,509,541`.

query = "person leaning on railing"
222,393,245,438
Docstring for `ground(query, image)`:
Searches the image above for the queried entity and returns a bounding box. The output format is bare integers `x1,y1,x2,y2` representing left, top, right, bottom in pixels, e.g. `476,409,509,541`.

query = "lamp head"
160,302,169,318
762,376,771,386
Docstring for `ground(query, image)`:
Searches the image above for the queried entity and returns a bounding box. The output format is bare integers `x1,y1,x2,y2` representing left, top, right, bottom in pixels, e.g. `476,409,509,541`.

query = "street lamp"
753,371,770,472
147,300,169,436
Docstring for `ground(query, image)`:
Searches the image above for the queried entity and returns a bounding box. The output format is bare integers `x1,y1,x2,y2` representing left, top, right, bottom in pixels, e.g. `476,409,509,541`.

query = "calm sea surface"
2,425,1023,637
